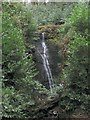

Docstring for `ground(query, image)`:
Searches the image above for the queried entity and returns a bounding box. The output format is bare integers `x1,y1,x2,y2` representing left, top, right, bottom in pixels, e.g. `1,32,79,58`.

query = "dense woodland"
2,1,89,120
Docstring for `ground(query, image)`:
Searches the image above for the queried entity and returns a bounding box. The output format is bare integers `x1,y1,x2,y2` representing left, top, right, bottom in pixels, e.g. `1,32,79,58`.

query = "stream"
37,33,54,93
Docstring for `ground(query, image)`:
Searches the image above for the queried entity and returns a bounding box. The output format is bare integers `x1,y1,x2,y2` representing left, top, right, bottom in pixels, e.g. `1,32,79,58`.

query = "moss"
38,24,60,33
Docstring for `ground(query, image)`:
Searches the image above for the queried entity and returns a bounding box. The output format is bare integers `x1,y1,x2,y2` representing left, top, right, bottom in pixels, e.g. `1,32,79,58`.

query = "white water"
39,33,54,93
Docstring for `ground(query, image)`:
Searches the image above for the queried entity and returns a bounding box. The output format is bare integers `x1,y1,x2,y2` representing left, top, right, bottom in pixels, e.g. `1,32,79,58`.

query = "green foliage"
59,2,89,114
28,3,72,26
20,5,37,46
2,3,48,118
2,80,49,118
2,2,89,119
68,3,88,36
2,3,25,84
61,44,89,111
58,3,88,39
3,87,29,118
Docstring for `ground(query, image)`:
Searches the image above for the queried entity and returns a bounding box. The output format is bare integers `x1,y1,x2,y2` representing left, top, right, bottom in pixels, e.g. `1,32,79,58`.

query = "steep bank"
32,24,66,89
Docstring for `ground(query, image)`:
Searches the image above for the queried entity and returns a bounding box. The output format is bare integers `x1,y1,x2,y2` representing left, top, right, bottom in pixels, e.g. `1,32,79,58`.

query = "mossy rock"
38,24,60,33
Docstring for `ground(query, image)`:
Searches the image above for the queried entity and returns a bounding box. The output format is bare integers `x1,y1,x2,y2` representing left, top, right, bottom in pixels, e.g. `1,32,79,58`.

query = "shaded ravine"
37,33,54,93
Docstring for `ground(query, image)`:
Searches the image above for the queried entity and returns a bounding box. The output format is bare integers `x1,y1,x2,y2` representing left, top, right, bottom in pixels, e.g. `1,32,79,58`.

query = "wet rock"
31,47,36,54
55,21,65,25
39,32,48,40
69,37,75,40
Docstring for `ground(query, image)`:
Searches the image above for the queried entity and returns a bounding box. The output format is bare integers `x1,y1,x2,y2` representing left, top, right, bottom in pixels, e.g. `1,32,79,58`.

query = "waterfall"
38,32,54,93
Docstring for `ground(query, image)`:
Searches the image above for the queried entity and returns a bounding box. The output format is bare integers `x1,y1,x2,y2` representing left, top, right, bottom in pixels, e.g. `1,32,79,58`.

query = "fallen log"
30,95,61,119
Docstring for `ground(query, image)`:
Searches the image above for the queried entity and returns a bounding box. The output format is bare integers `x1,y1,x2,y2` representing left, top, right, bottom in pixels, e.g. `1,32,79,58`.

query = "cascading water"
38,32,54,93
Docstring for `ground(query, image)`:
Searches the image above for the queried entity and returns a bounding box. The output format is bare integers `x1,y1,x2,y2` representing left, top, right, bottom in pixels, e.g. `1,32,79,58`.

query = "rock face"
33,31,60,89
47,41,60,77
